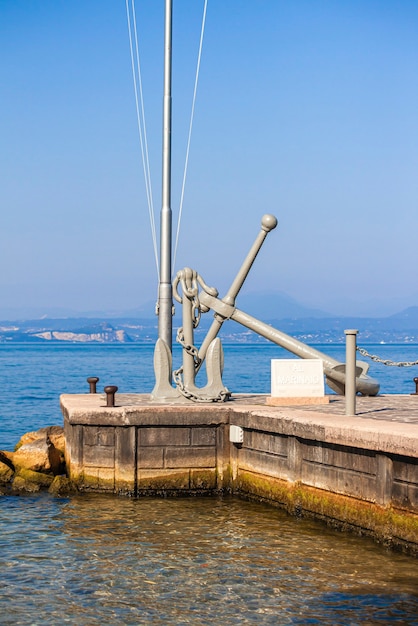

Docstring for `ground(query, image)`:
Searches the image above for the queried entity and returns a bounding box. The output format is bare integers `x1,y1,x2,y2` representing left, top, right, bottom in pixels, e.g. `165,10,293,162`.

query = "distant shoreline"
1,314,418,345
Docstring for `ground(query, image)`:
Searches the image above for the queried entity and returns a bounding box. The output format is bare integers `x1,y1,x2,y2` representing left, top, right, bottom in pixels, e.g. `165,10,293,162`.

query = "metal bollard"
87,377,99,393
411,377,418,396
344,330,358,416
104,385,118,407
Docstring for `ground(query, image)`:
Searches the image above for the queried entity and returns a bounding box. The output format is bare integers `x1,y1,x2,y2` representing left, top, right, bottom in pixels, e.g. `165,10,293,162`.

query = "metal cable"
125,0,159,277
173,0,208,274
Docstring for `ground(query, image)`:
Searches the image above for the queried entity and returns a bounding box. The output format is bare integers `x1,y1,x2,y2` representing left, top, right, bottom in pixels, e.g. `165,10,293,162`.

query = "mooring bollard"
104,385,118,407
344,330,358,416
87,377,99,393
411,377,418,396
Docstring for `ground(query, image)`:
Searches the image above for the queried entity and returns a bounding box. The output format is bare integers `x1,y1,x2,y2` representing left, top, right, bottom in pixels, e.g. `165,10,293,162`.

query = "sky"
1,0,418,319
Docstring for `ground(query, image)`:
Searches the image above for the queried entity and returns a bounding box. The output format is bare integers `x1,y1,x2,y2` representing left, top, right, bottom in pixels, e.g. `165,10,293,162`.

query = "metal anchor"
151,214,278,403
151,268,230,403
152,212,380,401
172,267,230,402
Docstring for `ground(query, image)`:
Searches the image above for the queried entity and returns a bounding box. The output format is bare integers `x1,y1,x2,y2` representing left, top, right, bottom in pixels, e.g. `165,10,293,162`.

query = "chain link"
176,326,202,369
357,346,418,367
173,366,229,403
174,326,229,402
172,268,229,402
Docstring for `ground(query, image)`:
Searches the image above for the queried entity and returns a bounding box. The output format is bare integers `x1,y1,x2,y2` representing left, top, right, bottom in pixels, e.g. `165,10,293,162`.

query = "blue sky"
1,0,417,318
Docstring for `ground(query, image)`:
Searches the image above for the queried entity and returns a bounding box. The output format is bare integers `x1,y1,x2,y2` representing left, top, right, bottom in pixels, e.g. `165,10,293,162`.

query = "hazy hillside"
1,304,418,344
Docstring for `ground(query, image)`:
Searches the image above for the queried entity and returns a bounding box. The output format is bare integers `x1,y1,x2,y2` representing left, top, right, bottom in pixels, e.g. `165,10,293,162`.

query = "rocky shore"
0,425,77,496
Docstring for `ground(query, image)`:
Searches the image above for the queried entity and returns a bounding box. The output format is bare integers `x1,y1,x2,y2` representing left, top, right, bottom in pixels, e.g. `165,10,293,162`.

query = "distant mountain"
388,306,418,326
1,308,418,344
235,291,333,320
0,318,158,343
2,294,417,324
1,294,418,344
0,301,161,322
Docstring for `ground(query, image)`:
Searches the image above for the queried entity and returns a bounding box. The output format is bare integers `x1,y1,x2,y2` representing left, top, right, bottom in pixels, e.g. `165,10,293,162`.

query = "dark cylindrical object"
87,377,99,393
104,385,118,407
411,377,418,396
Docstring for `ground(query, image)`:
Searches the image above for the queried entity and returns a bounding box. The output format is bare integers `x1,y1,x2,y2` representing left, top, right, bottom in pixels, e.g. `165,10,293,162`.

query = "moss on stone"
215,465,233,491
14,468,54,489
138,471,190,492
190,469,217,490
12,476,42,493
77,472,115,493
235,470,418,553
48,475,78,496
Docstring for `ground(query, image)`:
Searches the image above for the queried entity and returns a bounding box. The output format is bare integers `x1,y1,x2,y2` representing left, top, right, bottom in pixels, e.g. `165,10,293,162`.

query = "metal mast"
158,0,173,351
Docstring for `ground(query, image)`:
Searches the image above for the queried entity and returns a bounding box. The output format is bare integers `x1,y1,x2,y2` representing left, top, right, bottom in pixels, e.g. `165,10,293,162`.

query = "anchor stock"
152,214,380,401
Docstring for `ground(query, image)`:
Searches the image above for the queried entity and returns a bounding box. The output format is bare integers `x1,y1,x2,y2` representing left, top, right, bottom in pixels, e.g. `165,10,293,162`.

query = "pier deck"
239,393,418,424
61,393,418,553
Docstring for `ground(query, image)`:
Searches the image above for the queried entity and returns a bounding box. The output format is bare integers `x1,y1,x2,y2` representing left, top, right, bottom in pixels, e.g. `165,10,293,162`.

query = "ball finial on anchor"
261,214,278,232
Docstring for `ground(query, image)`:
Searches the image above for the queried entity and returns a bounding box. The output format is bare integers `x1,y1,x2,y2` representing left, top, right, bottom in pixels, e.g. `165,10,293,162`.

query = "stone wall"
231,428,418,511
62,394,418,510
61,393,418,551
229,409,418,513
63,397,230,495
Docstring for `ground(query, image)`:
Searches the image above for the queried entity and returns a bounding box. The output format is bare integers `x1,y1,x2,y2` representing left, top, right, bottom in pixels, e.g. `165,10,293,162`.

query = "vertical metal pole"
345,329,358,416
158,0,173,351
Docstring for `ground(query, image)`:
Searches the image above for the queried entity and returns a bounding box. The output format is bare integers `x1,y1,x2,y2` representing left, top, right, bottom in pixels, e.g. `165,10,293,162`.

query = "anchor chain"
173,346,229,403
173,366,230,403
175,326,201,367
174,325,230,403
172,269,229,403
357,346,418,367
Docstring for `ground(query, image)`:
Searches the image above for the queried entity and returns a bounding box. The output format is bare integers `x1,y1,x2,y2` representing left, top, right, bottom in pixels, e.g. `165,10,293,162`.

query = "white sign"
271,359,325,398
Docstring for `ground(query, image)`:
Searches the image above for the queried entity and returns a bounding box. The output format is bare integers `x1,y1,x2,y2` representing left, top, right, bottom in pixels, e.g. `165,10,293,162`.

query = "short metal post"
345,329,358,416
104,385,118,407
87,377,99,393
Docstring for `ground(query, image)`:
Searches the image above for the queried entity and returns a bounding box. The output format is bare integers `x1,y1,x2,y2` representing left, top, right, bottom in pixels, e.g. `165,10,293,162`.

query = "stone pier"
61,393,418,553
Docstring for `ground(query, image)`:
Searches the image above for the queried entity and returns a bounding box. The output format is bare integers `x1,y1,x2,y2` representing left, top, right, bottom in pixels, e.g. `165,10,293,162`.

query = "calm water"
1,341,418,449
1,494,417,625
1,342,418,624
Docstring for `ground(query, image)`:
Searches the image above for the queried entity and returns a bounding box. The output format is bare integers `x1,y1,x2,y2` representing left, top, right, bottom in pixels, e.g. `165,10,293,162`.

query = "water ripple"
0,494,416,625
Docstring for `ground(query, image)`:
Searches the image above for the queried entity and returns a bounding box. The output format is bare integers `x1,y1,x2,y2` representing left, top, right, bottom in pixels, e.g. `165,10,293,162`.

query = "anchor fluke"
151,338,182,402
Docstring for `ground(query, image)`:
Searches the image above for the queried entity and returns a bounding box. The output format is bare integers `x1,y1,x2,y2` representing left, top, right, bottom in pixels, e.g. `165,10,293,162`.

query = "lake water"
1,342,418,624
1,494,418,625
1,341,418,449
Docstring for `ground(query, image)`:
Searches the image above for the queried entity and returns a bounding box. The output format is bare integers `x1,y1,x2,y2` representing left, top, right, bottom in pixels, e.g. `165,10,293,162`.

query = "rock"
0,426,68,494
15,426,65,454
12,468,54,492
0,460,14,484
15,430,38,450
12,475,41,492
48,429,66,455
0,450,14,464
48,475,78,496
0,450,14,470
12,434,64,475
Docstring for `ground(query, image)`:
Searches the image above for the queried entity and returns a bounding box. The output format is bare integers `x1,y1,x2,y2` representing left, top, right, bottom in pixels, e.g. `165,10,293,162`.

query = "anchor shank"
199,291,342,368
198,291,379,396
182,290,196,389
